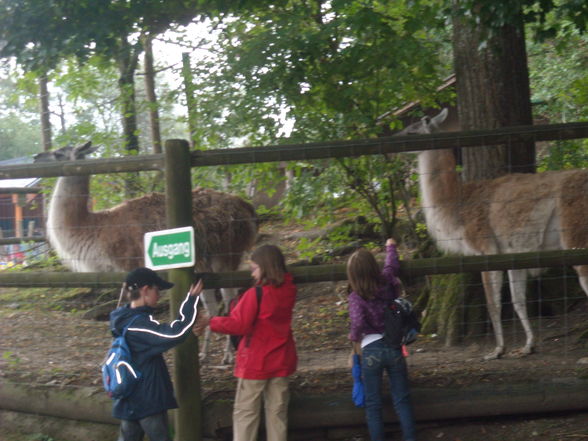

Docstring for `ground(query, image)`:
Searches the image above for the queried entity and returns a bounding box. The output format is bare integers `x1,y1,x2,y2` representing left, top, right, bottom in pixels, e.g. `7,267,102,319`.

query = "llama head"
33,141,98,163
396,108,448,136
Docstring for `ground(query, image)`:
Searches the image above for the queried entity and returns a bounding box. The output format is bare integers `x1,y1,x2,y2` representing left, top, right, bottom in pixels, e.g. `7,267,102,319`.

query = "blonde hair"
251,245,287,286
346,248,383,300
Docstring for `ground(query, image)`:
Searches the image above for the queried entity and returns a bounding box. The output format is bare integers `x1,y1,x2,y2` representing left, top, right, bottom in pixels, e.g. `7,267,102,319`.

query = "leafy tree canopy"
189,0,451,146
177,0,454,239
452,0,588,40
0,0,281,72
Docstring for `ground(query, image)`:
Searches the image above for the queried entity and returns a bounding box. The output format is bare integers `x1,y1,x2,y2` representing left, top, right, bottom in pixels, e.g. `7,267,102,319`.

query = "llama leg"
507,269,534,356
482,271,505,360
220,287,239,364
199,288,220,362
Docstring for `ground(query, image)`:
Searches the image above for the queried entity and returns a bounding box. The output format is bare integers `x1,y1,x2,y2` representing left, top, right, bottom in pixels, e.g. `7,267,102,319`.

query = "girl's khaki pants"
233,376,289,441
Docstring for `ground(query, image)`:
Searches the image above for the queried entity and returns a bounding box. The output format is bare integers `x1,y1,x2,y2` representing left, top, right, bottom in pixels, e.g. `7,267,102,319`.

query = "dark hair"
125,283,143,302
251,245,287,286
346,248,383,300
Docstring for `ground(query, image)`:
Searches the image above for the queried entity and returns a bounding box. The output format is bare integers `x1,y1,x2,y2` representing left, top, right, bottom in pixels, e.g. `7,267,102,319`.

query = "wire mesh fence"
0,123,586,392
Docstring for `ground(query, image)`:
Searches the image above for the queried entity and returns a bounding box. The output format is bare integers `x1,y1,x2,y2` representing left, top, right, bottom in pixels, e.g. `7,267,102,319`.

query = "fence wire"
0,126,586,393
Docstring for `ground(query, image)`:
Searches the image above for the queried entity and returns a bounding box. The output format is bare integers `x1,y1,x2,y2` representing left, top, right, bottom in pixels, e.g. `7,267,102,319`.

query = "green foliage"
194,0,449,140
297,236,330,262
20,250,63,271
0,114,41,160
0,67,42,158
528,24,588,172
537,140,588,171
282,161,351,223
0,0,585,253
2,351,21,366
174,0,452,232
452,0,588,41
0,0,203,71
27,434,56,441
529,26,588,122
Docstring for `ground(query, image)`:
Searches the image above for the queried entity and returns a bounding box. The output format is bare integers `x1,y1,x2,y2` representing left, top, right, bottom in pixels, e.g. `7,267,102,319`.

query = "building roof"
0,156,40,188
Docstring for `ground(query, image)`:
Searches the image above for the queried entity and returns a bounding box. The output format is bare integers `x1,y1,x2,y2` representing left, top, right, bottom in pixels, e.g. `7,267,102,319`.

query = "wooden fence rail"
0,237,45,245
0,248,586,289
0,121,585,287
0,121,587,179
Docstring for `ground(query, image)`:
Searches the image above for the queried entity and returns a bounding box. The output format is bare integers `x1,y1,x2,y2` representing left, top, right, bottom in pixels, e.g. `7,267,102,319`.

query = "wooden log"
0,382,116,425
2,379,588,434
0,409,117,441
0,271,124,288
0,155,164,179
189,121,588,167
327,426,368,440
201,379,588,432
0,121,586,179
0,248,586,289
0,236,46,245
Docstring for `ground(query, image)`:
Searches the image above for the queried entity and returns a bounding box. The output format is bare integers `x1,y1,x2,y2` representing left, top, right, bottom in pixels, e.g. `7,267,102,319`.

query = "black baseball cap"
125,267,174,290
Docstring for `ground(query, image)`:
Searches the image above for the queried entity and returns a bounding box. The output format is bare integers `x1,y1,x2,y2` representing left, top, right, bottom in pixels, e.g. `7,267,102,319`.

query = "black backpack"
228,286,263,350
382,297,421,348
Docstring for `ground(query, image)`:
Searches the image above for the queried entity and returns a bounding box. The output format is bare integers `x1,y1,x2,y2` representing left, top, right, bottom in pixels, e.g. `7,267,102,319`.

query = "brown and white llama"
34,141,258,363
398,108,588,359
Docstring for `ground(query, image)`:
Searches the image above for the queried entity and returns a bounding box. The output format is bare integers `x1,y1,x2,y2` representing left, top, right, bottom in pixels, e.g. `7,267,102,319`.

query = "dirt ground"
1,221,588,440
1,278,588,440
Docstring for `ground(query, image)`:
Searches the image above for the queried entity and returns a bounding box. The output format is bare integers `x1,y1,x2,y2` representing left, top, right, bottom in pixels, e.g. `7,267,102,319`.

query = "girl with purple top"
347,238,416,441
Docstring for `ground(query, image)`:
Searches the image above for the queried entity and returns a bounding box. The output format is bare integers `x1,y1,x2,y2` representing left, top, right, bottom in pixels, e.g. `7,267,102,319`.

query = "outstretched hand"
193,312,210,336
189,279,204,297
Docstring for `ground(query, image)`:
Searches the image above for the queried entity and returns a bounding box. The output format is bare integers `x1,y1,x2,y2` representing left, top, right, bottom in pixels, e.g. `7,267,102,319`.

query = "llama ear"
73,141,98,158
430,108,448,129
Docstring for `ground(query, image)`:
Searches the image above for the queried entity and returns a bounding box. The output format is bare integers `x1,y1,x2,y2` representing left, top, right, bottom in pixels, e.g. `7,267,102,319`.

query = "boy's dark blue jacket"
108,292,198,420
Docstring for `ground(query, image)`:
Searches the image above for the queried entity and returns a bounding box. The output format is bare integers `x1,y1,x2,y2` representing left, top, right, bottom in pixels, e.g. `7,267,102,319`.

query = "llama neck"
47,175,92,228
46,175,141,272
418,149,470,254
46,175,99,271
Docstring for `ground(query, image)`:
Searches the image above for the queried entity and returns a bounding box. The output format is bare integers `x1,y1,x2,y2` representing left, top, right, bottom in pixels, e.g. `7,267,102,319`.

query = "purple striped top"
348,244,400,342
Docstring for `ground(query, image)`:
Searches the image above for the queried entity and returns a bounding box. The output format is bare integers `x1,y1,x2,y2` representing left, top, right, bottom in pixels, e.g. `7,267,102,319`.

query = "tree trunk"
116,37,141,197
452,1,535,181
143,34,162,154
56,94,67,133
419,273,488,346
182,52,198,148
38,72,52,152
426,2,538,343
117,53,139,155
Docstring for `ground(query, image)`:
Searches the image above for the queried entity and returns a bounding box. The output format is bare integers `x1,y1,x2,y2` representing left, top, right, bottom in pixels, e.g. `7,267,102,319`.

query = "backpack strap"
244,286,263,347
254,286,263,312
121,314,142,338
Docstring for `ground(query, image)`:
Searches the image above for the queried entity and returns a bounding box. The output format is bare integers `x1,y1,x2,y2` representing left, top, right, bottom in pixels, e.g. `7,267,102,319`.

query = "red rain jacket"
210,273,297,379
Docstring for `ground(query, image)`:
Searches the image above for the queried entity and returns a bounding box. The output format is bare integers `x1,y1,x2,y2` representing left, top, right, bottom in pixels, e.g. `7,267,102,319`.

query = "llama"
34,141,258,363
397,108,588,359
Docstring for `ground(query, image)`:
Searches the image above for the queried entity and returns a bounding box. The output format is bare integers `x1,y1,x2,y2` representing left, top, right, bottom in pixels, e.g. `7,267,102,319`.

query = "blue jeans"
362,339,416,441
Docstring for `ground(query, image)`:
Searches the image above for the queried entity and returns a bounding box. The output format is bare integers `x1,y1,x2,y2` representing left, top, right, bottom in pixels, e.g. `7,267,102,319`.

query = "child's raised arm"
382,238,400,284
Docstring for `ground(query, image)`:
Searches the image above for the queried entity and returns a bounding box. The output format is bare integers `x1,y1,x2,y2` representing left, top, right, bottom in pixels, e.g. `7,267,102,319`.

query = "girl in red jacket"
194,244,297,441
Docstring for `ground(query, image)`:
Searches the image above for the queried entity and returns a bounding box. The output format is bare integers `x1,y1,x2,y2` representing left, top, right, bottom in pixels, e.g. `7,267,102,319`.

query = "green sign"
144,226,195,270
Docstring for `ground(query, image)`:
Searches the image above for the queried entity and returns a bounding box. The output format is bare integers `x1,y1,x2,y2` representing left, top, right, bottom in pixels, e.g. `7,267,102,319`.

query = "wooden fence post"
164,139,202,441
